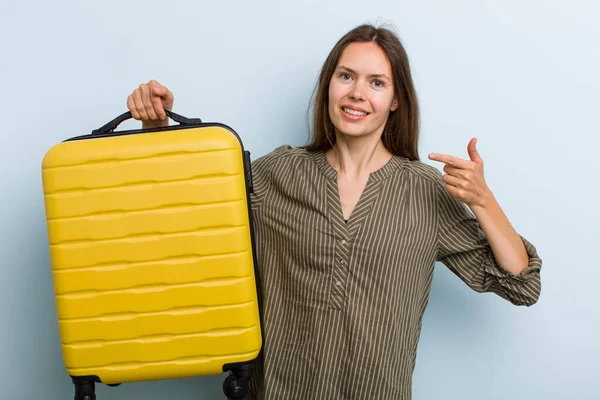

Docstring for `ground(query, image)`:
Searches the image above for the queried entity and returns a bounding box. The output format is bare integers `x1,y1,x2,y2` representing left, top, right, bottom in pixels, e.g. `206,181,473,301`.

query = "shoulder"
251,145,313,167
398,157,445,190
398,158,469,214
250,145,314,178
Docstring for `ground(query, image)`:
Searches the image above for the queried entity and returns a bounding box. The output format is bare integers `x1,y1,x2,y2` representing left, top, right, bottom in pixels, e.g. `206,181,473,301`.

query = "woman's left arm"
429,138,529,275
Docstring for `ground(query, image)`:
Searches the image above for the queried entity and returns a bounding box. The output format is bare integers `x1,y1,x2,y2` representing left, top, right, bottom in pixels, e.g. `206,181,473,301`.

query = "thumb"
152,84,174,110
153,85,168,97
468,138,482,163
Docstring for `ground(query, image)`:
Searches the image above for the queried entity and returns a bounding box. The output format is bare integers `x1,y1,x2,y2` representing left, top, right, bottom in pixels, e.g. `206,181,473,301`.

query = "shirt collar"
310,150,405,182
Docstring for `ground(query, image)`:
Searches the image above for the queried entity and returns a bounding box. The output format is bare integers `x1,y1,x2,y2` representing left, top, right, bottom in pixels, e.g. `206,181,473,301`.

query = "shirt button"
335,281,342,286
341,239,347,245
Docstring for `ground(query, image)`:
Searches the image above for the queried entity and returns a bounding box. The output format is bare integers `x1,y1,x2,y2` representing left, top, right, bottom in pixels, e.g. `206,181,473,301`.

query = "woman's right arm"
126,80,174,129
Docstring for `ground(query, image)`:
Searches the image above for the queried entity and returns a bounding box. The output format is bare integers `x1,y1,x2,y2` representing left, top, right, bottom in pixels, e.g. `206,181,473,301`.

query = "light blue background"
1,1,598,399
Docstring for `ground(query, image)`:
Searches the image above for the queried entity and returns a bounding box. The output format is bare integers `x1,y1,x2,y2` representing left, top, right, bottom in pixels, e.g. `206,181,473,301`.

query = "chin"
333,122,373,139
337,130,365,138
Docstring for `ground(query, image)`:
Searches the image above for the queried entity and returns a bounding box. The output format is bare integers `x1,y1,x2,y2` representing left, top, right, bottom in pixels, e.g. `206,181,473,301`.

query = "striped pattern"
41,127,262,384
246,145,542,400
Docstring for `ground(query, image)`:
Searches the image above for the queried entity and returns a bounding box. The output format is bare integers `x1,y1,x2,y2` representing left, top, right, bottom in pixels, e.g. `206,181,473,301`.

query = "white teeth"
343,107,368,116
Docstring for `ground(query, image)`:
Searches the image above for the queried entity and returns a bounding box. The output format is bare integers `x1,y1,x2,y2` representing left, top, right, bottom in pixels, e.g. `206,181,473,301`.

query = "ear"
390,97,399,112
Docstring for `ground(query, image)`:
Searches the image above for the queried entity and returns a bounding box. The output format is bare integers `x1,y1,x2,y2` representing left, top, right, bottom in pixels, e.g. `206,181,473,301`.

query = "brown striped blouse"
245,145,542,400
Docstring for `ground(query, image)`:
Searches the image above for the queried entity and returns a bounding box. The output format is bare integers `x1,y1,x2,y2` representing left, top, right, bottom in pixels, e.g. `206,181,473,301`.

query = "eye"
372,80,385,89
339,73,352,81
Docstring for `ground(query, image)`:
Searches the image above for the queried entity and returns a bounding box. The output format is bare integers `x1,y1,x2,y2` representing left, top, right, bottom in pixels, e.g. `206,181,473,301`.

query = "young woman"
126,23,542,400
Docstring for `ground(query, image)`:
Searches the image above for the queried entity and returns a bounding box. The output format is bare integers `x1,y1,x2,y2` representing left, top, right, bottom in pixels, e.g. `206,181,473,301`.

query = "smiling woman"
304,25,420,162
125,23,542,400
328,43,399,140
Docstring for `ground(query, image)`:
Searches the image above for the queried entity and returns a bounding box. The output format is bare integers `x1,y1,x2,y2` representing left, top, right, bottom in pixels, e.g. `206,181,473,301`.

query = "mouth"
341,107,369,119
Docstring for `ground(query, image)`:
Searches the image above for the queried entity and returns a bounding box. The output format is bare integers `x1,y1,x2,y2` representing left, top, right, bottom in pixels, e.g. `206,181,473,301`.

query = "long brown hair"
303,23,420,161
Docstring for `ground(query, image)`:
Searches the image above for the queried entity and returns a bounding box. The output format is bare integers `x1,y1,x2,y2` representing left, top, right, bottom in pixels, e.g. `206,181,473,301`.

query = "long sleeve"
248,145,290,214
433,173,542,306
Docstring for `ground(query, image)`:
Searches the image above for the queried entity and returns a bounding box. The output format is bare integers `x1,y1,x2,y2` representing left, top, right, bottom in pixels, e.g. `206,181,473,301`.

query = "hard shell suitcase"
41,110,262,399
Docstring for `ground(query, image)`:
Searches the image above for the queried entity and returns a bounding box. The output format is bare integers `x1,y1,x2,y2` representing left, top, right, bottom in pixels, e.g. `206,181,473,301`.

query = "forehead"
336,41,392,75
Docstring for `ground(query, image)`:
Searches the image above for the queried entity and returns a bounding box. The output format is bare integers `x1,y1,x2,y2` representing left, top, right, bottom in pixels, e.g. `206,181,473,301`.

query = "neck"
326,133,392,179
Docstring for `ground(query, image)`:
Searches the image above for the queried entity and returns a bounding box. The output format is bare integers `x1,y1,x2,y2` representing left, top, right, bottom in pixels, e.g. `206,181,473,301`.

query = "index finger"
428,153,470,168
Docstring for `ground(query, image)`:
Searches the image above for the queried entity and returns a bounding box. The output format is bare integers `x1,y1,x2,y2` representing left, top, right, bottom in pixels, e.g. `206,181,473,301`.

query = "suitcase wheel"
222,362,254,400
223,374,250,399
73,379,96,400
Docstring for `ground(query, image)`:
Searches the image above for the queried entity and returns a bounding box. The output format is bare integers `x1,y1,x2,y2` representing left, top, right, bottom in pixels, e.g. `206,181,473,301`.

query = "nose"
348,81,366,101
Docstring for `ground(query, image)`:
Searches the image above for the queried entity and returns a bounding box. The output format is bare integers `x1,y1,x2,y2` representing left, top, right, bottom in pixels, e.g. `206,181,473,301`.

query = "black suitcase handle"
92,110,203,135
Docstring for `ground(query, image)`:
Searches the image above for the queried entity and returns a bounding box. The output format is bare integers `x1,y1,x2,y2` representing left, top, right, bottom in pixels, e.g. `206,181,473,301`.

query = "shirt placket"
329,235,351,309
326,179,352,310
324,167,383,311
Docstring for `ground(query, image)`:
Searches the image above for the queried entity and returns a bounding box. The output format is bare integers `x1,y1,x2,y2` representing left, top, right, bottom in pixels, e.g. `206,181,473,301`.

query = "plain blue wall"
2,1,598,399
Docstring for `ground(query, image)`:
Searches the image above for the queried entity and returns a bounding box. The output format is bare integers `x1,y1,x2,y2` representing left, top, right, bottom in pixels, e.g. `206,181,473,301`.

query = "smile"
342,107,369,117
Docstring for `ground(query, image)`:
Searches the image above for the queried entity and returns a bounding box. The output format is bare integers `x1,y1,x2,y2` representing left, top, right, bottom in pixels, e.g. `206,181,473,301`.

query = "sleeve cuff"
485,235,542,282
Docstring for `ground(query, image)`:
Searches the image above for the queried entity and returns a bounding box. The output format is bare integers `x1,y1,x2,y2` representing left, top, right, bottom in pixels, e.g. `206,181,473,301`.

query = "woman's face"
328,41,398,141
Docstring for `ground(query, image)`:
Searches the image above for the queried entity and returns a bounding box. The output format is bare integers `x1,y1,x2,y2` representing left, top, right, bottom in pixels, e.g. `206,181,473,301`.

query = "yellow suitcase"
41,110,262,399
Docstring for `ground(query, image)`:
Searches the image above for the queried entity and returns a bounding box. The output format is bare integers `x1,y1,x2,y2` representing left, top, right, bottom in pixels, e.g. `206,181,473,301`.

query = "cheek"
328,81,345,106
372,93,395,114
328,87,341,118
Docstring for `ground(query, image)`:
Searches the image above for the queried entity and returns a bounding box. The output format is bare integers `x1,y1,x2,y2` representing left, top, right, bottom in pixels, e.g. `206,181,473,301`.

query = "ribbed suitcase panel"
59,302,259,342
55,275,257,319
42,149,241,192
47,201,247,243
62,326,260,368
49,226,250,269
53,252,250,293
44,176,245,219
42,127,241,167
42,126,261,383
66,350,261,384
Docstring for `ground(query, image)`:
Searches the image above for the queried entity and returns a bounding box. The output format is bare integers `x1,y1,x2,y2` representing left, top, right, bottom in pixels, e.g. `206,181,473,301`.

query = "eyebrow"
336,65,392,82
